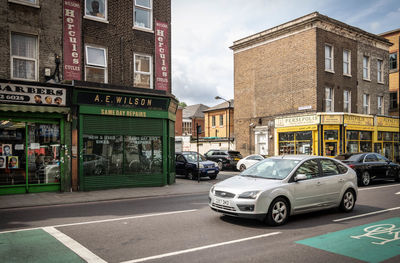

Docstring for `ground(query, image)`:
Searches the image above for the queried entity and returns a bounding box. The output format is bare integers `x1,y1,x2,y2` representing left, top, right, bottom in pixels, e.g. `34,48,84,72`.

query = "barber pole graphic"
155,21,169,91
63,0,82,80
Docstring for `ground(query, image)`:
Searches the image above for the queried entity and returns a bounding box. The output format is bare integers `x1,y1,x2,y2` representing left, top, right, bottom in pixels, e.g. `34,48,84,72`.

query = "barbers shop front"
0,80,71,195
74,88,177,191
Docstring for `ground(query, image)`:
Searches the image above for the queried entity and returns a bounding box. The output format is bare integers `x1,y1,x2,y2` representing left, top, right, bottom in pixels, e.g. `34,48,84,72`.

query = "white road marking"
333,206,400,222
120,232,281,263
396,192,400,195
43,227,107,263
0,209,198,234
359,184,400,191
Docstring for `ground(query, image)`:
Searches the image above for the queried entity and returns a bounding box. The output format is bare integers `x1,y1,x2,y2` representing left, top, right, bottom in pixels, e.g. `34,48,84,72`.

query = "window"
85,0,107,20
212,116,216,127
325,44,333,71
377,96,384,115
8,0,39,7
134,54,152,89
219,114,223,127
279,131,312,155
389,92,398,110
377,59,383,83
320,159,340,176
389,52,397,70
182,120,191,135
363,56,370,80
346,131,372,153
343,49,351,75
11,33,37,81
85,45,107,83
325,87,334,112
343,90,351,113
134,0,153,30
294,160,319,179
363,94,369,114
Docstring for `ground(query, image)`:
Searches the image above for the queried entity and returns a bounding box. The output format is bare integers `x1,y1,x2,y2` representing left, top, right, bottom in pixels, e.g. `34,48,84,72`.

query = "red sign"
155,21,169,91
63,0,81,80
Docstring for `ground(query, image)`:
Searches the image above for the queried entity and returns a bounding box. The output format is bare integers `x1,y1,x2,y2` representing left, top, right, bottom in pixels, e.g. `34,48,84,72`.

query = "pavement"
0,178,214,210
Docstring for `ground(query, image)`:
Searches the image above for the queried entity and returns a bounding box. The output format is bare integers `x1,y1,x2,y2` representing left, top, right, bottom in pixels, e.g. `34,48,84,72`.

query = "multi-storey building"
0,0,177,195
380,28,400,117
231,12,399,162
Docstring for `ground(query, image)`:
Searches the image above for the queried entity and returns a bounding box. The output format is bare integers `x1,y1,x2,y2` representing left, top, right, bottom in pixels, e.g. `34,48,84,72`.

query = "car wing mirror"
294,174,308,181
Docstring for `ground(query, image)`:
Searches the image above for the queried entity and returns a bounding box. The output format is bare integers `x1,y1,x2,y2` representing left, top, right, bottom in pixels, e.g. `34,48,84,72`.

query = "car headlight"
238,191,260,199
210,186,215,194
199,163,204,168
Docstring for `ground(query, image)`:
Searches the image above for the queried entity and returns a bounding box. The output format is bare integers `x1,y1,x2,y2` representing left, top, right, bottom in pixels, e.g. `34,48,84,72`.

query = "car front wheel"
187,171,196,180
361,171,371,186
217,161,223,171
239,164,246,172
340,189,355,212
265,197,289,226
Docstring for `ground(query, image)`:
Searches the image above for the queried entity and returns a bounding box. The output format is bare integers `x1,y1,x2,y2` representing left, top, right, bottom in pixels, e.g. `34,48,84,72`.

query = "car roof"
269,155,324,161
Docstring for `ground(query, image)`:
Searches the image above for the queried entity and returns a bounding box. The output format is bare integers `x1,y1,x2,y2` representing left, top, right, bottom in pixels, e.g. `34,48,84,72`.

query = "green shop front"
0,80,71,195
74,89,177,191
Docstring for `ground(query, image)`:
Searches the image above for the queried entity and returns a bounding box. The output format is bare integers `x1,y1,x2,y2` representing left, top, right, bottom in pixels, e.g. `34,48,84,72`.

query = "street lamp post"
215,96,231,150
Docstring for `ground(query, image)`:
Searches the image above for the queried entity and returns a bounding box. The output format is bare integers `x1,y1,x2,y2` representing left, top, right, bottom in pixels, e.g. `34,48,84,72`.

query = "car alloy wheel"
240,164,246,172
187,171,195,180
266,197,289,226
217,161,223,171
340,189,355,212
361,171,370,186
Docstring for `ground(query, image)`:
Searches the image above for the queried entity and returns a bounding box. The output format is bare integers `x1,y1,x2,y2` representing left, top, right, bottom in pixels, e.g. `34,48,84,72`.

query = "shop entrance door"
323,129,339,157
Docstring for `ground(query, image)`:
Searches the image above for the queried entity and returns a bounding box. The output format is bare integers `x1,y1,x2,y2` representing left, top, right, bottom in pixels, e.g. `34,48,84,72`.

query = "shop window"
134,54,152,89
325,44,333,72
85,45,107,83
346,130,372,153
389,52,397,70
343,90,351,113
11,33,37,81
279,131,312,155
85,0,107,21
362,94,370,114
343,49,351,76
325,87,334,112
363,56,370,80
134,0,152,30
124,136,162,174
377,59,383,83
324,130,338,140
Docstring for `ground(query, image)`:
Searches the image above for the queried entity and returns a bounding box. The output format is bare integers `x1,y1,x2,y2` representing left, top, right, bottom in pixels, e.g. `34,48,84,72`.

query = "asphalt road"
1,172,400,263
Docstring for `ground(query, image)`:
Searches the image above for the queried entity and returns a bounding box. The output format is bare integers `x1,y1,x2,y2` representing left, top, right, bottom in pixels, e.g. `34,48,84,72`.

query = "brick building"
231,12,399,162
380,28,400,117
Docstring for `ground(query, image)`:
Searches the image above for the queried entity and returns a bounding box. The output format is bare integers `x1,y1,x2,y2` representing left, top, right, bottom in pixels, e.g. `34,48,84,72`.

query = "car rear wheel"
187,171,196,180
209,174,217,180
239,164,246,172
340,189,355,212
361,171,371,186
217,161,223,171
265,197,289,226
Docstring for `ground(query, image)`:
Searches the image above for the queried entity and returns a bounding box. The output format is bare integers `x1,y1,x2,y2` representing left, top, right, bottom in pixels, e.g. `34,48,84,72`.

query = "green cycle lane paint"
296,217,400,263
0,229,85,263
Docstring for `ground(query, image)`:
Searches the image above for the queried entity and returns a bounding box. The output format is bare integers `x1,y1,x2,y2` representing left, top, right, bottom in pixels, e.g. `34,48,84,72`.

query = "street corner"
296,217,400,263
0,228,85,263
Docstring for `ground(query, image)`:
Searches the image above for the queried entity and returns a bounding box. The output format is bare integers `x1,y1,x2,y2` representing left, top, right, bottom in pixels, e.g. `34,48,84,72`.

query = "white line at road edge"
0,209,198,234
358,184,400,191
120,232,281,263
43,227,107,263
333,206,400,222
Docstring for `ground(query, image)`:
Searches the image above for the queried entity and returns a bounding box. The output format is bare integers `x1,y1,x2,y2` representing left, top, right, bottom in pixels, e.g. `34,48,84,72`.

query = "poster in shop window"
0,156,5,168
155,20,169,91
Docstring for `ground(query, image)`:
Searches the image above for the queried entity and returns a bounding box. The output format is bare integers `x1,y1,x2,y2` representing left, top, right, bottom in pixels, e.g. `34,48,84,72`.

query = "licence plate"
207,170,214,174
234,158,240,161
214,198,230,206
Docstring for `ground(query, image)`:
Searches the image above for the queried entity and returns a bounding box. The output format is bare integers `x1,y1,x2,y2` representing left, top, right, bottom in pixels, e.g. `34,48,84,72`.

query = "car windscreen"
344,154,363,162
240,158,300,180
183,153,207,162
228,151,242,158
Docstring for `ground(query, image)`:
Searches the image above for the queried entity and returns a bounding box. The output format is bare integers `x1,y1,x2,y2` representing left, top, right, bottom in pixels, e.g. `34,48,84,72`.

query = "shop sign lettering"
0,82,66,106
377,117,399,128
275,115,319,128
321,114,343,124
155,20,169,91
101,109,146,118
344,115,373,126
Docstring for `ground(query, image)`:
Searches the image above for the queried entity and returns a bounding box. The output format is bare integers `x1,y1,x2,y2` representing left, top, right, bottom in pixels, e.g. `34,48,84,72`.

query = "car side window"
247,156,255,160
295,160,320,179
364,154,378,163
375,154,387,163
320,159,340,176
336,162,348,174
176,155,185,162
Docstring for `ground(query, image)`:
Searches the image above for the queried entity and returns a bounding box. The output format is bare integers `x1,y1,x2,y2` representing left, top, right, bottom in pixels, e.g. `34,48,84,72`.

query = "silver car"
209,155,358,226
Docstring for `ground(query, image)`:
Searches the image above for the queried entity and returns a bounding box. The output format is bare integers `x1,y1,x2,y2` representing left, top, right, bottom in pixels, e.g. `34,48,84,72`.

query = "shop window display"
279,131,312,155
376,131,400,162
346,130,372,153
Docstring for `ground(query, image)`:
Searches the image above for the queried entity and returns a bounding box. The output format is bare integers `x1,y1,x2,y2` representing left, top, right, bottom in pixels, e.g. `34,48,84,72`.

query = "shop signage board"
63,0,82,80
296,217,400,262
155,20,169,91
321,114,343,124
0,82,67,106
377,116,399,128
344,114,373,126
275,114,320,128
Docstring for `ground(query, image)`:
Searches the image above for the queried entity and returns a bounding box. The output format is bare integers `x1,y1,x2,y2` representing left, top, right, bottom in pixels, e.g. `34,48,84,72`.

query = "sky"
171,0,400,107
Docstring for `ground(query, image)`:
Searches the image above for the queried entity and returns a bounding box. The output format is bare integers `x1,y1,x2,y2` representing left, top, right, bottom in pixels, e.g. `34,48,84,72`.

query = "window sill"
11,76,37,82
363,78,371,82
8,0,40,8
377,81,385,85
83,16,109,24
325,69,335,74
132,26,154,33
343,74,352,78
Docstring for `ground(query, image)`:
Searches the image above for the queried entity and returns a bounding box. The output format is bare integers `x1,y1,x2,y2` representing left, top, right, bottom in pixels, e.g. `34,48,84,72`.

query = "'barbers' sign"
0,82,67,106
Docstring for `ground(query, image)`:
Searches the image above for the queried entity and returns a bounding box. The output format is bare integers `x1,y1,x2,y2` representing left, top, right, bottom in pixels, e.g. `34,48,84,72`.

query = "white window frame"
8,0,40,8
377,59,384,84
363,94,370,114
363,56,370,81
325,87,334,112
325,44,334,72
134,53,153,89
212,116,216,128
84,0,108,23
85,45,108,83
133,0,153,31
343,49,351,76
219,114,223,127
343,90,351,113
10,32,38,81
377,96,384,115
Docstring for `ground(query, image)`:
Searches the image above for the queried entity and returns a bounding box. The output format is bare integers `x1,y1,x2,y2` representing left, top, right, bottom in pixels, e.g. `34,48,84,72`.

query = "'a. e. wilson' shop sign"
0,82,67,106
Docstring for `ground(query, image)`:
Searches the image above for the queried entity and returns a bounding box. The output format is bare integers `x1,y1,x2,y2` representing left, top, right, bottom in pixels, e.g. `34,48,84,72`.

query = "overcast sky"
171,0,400,106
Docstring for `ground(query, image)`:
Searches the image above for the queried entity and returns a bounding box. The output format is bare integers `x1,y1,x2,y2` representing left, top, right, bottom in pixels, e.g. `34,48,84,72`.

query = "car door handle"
338,178,344,183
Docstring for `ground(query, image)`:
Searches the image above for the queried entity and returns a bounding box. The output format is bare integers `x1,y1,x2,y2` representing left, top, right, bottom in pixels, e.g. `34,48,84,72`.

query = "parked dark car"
204,150,242,170
335,152,400,186
176,151,219,180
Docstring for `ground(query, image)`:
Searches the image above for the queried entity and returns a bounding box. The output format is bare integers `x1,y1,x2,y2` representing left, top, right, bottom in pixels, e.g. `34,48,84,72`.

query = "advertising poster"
8,156,18,169
155,20,169,91
0,156,5,168
2,144,12,156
